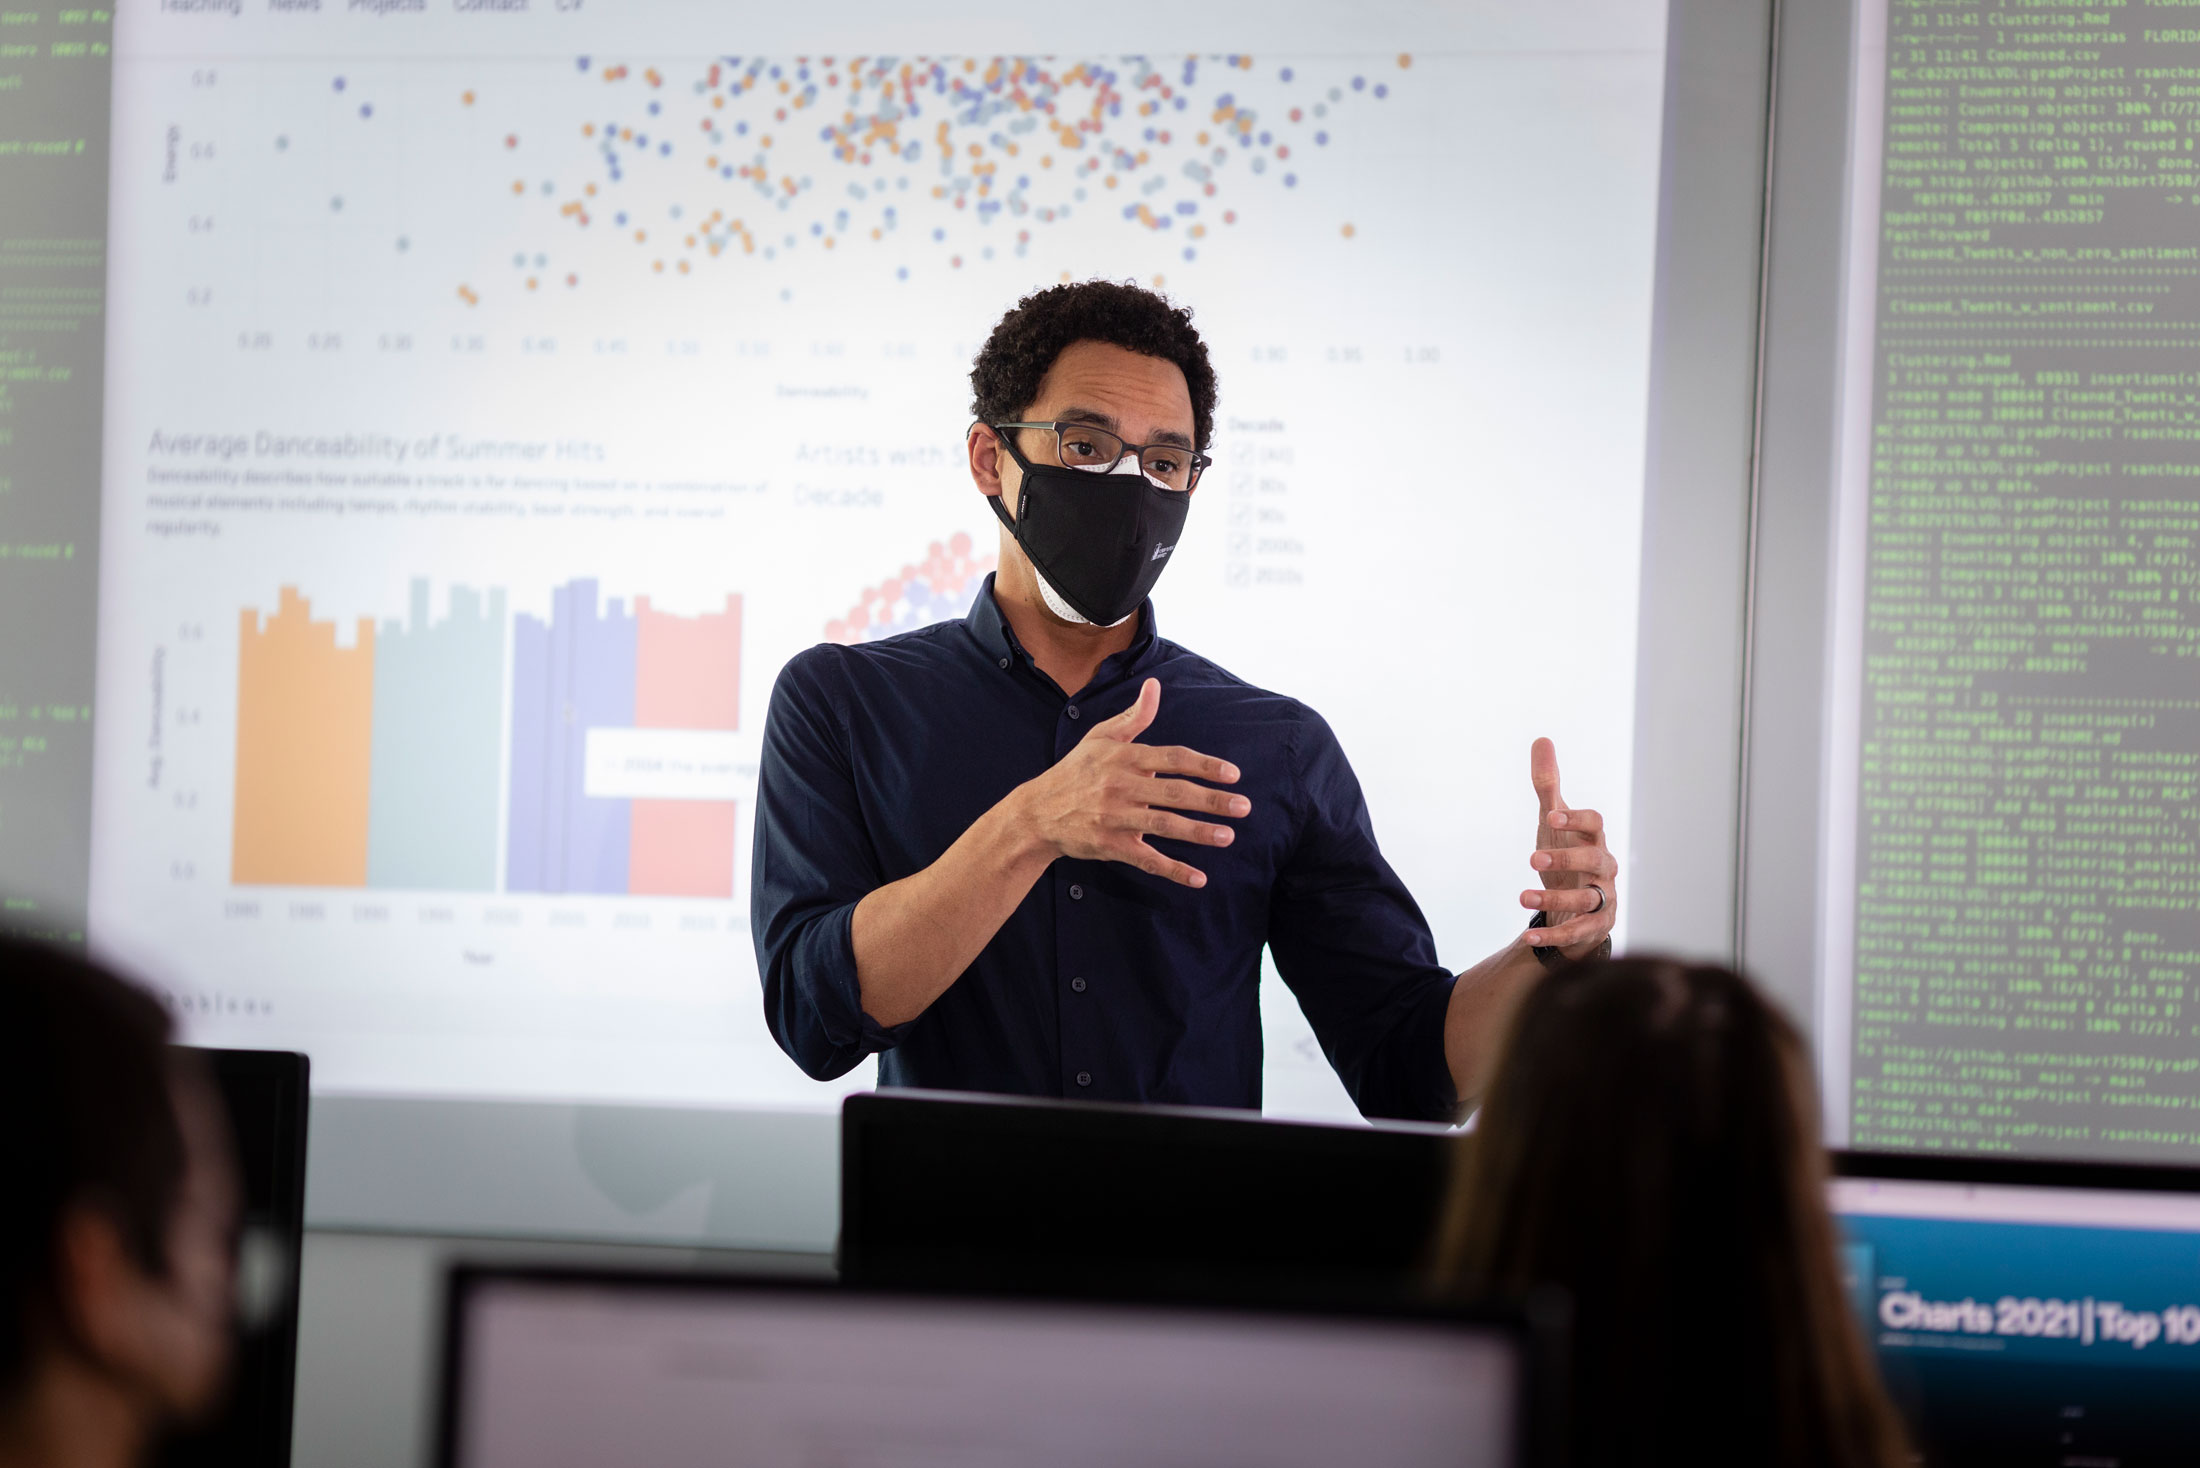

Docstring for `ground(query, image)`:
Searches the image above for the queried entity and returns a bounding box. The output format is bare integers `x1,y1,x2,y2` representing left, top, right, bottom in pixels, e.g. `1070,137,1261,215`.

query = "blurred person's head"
1434,957,1906,1468
0,934,238,1468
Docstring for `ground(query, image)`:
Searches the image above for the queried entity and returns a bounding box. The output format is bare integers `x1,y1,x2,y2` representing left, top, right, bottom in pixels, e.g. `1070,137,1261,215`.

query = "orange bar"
231,587,375,887
628,594,741,897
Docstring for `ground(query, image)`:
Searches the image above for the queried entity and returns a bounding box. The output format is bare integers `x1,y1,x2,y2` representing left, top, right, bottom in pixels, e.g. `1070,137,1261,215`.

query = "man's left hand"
1520,737,1617,958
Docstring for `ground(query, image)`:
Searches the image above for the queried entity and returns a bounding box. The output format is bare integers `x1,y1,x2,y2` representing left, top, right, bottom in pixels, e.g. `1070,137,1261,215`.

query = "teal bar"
367,580,507,890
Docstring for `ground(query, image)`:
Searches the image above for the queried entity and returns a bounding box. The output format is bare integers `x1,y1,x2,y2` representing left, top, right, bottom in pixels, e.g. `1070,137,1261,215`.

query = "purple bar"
504,579,636,894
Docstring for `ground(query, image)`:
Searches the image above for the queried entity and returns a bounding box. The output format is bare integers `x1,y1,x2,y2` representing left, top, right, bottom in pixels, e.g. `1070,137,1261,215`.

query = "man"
753,281,1617,1122
0,934,239,1468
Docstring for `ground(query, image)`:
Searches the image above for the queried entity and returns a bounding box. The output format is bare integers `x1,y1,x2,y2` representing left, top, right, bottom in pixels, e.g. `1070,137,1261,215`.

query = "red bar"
628,594,742,897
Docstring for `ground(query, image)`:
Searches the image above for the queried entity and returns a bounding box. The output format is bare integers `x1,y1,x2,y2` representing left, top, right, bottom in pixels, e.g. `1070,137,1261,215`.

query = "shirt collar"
965,573,1161,688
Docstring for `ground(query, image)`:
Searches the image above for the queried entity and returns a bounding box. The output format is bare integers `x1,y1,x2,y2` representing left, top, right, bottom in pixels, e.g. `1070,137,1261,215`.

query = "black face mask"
987,433,1193,627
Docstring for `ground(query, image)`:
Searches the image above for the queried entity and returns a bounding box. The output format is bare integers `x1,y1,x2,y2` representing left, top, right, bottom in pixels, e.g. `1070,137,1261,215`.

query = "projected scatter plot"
462,52,1407,299
827,532,997,644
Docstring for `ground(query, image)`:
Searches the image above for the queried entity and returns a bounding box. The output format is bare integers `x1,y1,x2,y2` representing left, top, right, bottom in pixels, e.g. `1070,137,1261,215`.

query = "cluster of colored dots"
461,50,1408,298
825,533,998,645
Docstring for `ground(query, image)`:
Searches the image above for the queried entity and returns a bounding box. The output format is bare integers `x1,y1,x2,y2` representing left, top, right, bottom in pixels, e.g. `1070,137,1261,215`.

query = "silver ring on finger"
1588,884,1607,914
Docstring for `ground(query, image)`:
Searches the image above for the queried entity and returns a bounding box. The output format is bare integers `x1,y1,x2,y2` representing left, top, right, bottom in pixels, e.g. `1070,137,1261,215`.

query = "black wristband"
1528,909,1612,971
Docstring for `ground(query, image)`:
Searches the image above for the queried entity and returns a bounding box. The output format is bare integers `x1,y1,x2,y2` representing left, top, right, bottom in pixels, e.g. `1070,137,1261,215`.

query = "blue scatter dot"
332,76,346,91
577,56,590,71
1183,247,1196,261
635,134,648,147
360,104,373,119
1374,83,1388,99
1315,131,1329,145
1217,93,1234,108
721,165,733,178
1352,76,1366,90
1283,173,1297,187
648,101,660,115
659,143,671,155
897,266,908,280
1258,131,1270,145
1280,67,1294,82
737,121,749,135
932,227,945,241
615,212,627,225
811,222,822,235
1175,200,1196,215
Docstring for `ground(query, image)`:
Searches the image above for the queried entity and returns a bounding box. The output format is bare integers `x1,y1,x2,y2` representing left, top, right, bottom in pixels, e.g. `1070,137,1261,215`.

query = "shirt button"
1075,1071,1092,1088
1066,704,1081,720
997,656,1010,670
1071,977,1087,993
1068,884,1083,900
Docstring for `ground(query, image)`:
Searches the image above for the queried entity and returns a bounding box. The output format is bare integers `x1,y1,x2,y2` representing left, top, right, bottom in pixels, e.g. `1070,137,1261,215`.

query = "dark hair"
0,932,185,1395
969,280,1220,449
1434,958,1908,1468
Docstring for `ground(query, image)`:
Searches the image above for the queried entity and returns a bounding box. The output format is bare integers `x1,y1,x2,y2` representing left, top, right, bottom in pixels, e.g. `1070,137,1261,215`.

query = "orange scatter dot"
1398,52,1413,68
1104,175,1117,188
635,229,647,242
871,227,882,240
713,95,724,109
653,260,664,272
968,142,982,157
1197,132,1210,145
677,260,690,273
510,180,524,194
584,182,597,195
824,236,835,249
526,276,538,290
457,284,478,305
462,91,475,105
1340,222,1356,238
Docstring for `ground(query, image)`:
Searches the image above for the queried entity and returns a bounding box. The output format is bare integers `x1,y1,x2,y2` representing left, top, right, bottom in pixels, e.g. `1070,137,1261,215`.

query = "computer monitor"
1831,1152,2200,1466
839,1089,1454,1294
159,1048,310,1468
436,1269,1545,1468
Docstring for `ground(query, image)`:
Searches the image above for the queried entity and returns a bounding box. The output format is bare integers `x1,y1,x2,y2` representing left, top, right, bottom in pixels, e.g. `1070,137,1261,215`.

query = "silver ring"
1588,884,1607,914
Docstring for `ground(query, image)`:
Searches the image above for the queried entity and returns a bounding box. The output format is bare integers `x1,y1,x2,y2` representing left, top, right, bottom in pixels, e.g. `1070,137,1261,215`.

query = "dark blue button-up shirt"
751,577,1460,1123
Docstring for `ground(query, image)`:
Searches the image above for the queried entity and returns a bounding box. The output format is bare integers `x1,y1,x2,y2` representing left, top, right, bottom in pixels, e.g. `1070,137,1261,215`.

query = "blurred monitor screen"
438,1271,1531,1468
1832,1159,2200,1466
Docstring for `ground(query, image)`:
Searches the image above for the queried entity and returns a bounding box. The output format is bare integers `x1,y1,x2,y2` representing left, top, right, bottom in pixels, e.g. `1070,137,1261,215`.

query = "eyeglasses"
993,421,1211,491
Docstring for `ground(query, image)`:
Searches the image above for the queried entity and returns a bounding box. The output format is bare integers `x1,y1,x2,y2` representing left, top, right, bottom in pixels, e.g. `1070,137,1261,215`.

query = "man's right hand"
1012,677,1248,888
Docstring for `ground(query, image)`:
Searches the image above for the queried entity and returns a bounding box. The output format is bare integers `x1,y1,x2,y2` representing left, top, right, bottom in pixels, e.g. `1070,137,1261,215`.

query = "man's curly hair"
970,280,1219,450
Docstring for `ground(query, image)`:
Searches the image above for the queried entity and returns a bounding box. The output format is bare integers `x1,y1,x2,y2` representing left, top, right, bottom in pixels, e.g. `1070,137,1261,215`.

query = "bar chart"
231,579,742,897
